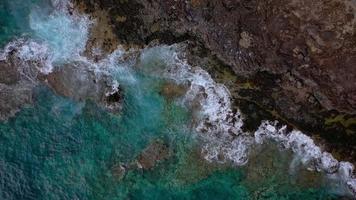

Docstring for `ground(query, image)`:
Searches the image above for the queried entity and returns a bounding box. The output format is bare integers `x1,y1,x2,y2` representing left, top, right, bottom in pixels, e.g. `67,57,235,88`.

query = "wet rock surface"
0,45,123,120
73,0,356,162
45,61,122,112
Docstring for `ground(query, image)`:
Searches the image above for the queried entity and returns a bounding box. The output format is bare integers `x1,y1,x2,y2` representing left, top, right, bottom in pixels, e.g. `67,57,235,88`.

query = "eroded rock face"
45,62,122,112
73,0,356,162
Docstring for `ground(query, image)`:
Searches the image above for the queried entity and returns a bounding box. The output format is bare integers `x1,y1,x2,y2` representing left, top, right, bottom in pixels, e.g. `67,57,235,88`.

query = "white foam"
1,2,355,194
0,39,24,61
97,48,138,84
0,0,91,75
255,121,339,173
0,0,93,76
144,44,356,197
255,122,356,197
29,1,92,68
50,0,72,10
139,45,251,165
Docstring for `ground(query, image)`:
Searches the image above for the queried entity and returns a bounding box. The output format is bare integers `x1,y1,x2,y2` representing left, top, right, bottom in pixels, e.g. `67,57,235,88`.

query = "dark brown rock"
0,59,20,85
73,0,356,161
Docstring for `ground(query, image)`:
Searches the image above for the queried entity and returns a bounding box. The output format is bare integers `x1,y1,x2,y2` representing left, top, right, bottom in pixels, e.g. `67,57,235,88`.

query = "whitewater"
0,0,355,198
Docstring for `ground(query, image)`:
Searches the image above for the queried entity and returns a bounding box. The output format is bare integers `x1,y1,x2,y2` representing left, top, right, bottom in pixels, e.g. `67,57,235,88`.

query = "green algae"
325,114,356,128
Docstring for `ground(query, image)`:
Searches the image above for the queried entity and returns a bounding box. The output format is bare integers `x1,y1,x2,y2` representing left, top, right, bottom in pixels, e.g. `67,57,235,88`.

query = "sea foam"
1,1,355,197
141,44,356,197
1,0,91,75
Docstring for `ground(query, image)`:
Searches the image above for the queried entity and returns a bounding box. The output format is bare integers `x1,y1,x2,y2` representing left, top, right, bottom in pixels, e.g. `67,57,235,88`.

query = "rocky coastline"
0,0,354,164
1,0,356,198
71,0,356,164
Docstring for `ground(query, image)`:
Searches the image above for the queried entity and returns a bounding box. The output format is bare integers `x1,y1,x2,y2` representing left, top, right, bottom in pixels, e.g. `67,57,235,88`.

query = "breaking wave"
0,0,91,74
0,0,355,198
139,45,356,197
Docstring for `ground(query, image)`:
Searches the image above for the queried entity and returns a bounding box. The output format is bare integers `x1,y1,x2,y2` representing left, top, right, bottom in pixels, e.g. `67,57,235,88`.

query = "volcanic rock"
45,61,122,112
73,0,356,161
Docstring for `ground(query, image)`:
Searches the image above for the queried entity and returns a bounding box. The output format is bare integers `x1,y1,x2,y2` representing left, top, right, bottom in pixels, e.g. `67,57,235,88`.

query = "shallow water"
0,0,352,199
0,72,335,200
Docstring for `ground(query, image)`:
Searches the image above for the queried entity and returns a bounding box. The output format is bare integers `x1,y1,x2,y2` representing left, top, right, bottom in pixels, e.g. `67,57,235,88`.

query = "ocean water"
0,0,353,199
0,0,51,47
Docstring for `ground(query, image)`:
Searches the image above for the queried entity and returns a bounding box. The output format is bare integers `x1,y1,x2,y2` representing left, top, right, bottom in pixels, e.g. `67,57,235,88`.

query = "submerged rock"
136,140,170,170
111,164,127,180
159,82,188,100
0,42,41,121
45,61,122,112
109,140,171,179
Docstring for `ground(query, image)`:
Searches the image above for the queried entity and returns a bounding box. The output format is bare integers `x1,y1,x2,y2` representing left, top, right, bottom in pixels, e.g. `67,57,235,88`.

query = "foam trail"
255,121,356,197
30,0,91,72
140,45,253,165
94,48,138,85
0,0,92,75
1,1,355,196
0,0,138,92
142,44,356,197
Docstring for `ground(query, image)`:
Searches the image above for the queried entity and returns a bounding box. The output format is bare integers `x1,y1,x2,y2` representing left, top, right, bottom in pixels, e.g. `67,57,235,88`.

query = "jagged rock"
72,0,356,113
0,57,20,85
72,0,356,162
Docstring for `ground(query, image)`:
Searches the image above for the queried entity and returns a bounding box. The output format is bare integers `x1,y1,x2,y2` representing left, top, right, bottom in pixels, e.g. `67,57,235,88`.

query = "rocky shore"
1,0,356,198
72,0,356,163
0,0,354,170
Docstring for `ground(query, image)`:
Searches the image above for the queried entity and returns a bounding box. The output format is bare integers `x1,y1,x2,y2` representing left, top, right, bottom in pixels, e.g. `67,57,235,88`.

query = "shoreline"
71,0,356,165
0,0,355,198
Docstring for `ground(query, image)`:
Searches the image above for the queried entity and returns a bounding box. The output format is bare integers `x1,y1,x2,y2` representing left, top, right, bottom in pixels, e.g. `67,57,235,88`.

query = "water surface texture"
0,1,353,199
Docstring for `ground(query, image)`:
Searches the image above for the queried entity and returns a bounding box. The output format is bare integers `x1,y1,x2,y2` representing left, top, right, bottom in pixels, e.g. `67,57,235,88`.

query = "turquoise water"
0,0,343,199
0,77,336,200
0,0,52,47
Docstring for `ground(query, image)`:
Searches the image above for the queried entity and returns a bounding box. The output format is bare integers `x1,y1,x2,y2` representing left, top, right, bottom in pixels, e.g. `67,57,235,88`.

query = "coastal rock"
72,0,356,162
45,61,122,112
0,43,40,121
